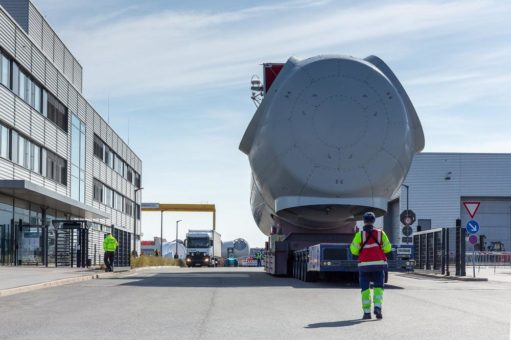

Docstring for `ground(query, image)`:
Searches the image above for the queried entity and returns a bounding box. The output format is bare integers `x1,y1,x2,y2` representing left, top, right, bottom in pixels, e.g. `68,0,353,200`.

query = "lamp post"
402,184,409,213
133,187,143,256
175,220,182,259
160,211,164,256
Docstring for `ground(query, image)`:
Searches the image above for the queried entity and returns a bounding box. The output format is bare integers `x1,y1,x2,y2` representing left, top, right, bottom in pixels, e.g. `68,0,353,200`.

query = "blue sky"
34,0,511,247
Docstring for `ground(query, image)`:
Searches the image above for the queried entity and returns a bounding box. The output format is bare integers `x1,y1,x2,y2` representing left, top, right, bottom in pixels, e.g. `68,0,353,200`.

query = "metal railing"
466,252,511,266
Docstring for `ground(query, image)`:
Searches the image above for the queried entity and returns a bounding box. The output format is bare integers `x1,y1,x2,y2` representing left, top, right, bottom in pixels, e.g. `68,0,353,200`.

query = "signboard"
397,248,412,255
466,220,480,234
463,202,480,219
468,235,478,245
141,203,160,209
402,225,413,237
401,236,412,243
400,210,416,226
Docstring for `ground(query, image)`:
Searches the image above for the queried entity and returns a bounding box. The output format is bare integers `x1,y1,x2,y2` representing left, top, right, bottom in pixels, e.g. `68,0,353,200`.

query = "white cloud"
31,0,511,245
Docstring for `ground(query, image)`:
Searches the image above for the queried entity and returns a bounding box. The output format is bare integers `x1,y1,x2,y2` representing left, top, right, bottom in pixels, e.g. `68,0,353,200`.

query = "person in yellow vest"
350,212,392,320
103,232,118,272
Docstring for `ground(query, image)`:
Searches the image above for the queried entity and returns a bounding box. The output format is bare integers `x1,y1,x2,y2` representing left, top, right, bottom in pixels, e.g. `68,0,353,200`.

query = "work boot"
362,313,371,320
374,307,382,320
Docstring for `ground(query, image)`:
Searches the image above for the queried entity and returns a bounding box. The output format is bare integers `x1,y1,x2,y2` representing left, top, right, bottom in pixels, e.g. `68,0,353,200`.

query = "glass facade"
71,114,86,203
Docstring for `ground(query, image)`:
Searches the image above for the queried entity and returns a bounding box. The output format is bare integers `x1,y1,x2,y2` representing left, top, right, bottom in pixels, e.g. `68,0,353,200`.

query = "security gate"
413,223,466,276
52,220,131,269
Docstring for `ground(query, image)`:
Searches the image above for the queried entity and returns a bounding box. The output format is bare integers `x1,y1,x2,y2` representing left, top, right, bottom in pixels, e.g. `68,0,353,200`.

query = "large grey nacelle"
240,55,424,236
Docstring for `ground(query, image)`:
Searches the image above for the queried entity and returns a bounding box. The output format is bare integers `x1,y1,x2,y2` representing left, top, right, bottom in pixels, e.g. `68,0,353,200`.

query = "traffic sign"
466,220,480,234
463,202,480,219
468,235,478,245
402,225,413,236
400,210,416,226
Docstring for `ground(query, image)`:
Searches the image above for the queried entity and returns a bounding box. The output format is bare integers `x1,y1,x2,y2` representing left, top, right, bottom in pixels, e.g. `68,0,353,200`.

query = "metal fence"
466,252,511,266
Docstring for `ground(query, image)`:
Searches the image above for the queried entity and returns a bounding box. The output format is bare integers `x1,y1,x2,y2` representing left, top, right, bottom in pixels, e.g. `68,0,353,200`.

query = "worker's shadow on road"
305,319,372,328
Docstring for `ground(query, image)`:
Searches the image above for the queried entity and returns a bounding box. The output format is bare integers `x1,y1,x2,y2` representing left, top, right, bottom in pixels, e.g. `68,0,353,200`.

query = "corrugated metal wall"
400,153,511,249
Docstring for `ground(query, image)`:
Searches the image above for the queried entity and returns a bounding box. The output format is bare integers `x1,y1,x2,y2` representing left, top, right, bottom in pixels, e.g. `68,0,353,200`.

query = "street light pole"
402,184,409,212
175,220,182,259
160,211,164,256
133,187,143,256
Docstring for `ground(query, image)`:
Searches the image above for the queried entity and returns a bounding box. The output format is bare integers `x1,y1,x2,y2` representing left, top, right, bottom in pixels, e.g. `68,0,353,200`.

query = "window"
93,179,103,202
135,173,141,188
17,134,26,167
0,53,10,88
127,167,133,183
46,92,68,132
103,186,112,207
33,83,42,112
93,135,104,160
32,144,40,173
46,150,67,186
0,124,9,158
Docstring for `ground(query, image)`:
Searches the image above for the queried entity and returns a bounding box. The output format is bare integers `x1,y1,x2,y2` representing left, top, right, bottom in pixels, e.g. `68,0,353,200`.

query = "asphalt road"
0,267,510,340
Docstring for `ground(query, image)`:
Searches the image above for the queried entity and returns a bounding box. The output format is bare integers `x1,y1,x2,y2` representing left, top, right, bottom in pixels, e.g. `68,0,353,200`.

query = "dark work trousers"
104,251,115,272
257,259,262,267
359,270,384,291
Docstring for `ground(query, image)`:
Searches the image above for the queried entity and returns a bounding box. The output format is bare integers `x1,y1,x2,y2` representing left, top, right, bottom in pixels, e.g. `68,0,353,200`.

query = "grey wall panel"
31,46,45,84
55,128,67,159
44,60,57,94
14,165,30,181
53,37,64,73
77,96,86,122
15,28,31,71
0,87,15,125
56,72,68,107
0,0,29,32
73,60,82,93
55,183,66,196
44,120,57,153
0,9,16,55
30,110,44,145
67,86,77,114
14,98,31,136
28,3,42,47
64,48,73,82
41,20,53,60
0,158,13,178
30,171,44,186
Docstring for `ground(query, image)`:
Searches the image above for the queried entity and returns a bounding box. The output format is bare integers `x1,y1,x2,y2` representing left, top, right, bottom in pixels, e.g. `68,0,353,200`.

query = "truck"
239,55,425,278
184,230,221,267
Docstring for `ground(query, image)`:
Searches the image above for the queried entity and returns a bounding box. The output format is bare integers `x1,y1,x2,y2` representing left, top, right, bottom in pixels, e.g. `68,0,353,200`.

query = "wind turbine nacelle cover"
240,55,424,236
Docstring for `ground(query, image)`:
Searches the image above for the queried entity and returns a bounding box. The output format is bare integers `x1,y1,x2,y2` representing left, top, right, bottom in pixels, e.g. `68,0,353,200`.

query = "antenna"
107,94,110,124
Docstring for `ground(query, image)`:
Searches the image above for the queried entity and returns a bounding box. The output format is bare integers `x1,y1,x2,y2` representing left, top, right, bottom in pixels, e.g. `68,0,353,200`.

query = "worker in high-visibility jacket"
350,212,392,320
103,232,118,272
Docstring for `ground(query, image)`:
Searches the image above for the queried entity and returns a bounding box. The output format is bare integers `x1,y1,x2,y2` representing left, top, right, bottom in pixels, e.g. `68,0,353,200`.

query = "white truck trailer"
185,230,222,267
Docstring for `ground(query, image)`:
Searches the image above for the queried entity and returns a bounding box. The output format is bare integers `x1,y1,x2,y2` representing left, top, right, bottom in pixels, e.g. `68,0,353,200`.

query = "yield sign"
463,202,480,219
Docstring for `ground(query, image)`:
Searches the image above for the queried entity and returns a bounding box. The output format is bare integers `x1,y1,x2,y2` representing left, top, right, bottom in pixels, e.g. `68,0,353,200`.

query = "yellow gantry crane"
141,203,217,256
141,203,216,230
